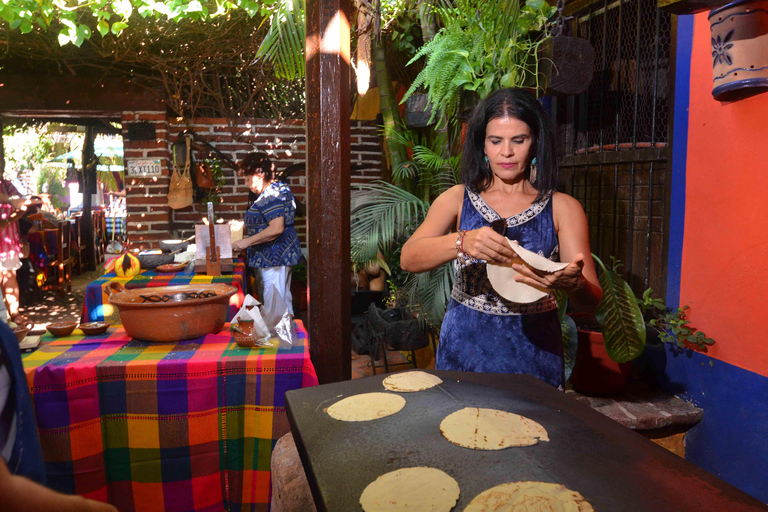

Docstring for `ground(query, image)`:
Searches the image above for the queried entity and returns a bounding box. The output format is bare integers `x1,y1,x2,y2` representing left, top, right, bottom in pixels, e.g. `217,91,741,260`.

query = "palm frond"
351,182,429,264
256,0,306,80
404,262,454,328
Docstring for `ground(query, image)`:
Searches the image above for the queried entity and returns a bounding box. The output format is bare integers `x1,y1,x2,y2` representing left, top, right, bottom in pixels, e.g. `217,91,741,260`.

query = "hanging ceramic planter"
709,0,768,101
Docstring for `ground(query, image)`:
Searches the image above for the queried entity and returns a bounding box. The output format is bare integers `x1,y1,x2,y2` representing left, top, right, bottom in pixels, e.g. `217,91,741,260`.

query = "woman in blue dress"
400,89,602,389
232,153,302,315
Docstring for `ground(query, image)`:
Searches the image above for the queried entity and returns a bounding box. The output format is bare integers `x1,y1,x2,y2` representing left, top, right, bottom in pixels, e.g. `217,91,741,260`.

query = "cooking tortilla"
359,467,460,512
487,241,569,303
464,481,594,511
326,392,406,422
440,407,549,450
383,371,443,392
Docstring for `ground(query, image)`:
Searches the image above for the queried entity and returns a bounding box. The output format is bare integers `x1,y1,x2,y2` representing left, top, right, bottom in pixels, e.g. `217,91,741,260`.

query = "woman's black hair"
460,88,558,200
239,152,275,180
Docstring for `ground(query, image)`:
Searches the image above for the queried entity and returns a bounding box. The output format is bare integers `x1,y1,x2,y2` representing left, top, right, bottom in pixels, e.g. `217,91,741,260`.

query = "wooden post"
82,125,97,271
306,0,352,383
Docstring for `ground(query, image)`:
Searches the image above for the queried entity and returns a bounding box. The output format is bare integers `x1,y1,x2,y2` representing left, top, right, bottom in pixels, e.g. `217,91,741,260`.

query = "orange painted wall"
682,13,768,377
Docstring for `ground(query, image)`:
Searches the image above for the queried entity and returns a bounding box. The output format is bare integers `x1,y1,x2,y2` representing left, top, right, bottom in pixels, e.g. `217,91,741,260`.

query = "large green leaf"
561,314,578,381
594,255,646,363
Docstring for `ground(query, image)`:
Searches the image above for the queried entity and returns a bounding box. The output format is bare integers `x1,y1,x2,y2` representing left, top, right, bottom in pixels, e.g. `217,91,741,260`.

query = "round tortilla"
464,481,594,512
487,241,569,303
383,371,443,392
359,467,460,512
326,392,406,422
440,407,549,450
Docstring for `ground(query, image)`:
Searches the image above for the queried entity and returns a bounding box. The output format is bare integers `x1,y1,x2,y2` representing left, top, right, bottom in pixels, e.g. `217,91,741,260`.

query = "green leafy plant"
402,0,556,125
591,254,647,363
292,261,307,284
37,168,70,212
351,128,458,327
639,289,716,352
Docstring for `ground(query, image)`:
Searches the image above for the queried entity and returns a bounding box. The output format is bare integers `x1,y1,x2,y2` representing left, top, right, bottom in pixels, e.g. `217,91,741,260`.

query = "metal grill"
554,0,673,299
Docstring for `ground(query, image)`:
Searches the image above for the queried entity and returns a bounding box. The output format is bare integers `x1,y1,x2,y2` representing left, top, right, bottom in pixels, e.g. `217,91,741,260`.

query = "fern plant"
403,0,556,125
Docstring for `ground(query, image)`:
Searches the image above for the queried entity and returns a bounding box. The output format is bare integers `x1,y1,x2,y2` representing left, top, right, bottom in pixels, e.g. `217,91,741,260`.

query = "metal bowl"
107,282,237,342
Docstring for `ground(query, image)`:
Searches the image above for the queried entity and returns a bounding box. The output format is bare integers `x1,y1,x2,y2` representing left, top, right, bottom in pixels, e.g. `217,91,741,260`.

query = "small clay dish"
78,321,110,336
155,262,189,273
28,325,47,336
13,326,30,342
47,321,78,337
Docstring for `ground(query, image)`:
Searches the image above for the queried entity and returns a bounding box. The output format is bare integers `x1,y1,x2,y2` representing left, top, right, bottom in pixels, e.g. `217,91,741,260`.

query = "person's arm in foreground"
511,193,602,312
401,186,517,273
0,458,117,512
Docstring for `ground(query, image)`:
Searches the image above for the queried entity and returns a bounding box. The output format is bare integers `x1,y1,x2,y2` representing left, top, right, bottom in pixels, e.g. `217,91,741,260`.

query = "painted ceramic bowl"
47,321,78,337
79,322,111,336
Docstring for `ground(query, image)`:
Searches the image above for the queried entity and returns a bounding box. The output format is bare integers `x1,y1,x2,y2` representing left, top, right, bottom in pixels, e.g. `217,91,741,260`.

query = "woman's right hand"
461,227,518,265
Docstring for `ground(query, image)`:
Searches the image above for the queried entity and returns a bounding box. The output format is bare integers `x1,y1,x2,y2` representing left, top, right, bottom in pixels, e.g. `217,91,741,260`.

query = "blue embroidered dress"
244,181,302,268
436,188,564,388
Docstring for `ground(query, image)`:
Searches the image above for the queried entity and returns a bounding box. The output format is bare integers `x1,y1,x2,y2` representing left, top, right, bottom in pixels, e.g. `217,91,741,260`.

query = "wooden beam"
0,74,163,113
306,0,352,383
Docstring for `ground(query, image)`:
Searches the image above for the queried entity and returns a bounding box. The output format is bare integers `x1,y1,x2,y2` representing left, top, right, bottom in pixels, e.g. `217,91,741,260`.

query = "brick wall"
121,113,385,249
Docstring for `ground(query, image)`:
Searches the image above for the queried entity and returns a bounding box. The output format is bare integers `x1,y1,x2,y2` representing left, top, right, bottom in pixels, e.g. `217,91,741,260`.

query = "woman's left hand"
512,253,587,293
232,239,248,252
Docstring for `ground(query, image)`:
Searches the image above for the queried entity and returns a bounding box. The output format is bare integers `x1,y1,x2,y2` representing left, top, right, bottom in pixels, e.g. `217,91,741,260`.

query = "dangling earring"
484,155,490,172
529,157,537,185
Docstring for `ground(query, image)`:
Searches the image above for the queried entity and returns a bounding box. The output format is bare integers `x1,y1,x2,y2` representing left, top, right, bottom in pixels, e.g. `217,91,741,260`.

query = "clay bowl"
13,326,30,342
107,282,237,342
159,239,189,254
155,262,190,273
78,321,111,336
47,321,78,337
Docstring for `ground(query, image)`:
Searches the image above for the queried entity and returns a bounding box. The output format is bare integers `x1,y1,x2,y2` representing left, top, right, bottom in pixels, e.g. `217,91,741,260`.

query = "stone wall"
121,112,385,249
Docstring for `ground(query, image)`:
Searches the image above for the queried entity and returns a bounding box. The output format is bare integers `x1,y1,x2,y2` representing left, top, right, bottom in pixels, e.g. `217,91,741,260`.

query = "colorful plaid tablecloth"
83,261,247,324
22,320,318,512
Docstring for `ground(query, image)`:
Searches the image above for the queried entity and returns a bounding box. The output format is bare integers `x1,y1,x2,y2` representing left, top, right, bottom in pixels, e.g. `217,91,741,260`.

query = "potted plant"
566,255,717,395
638,289,716,352
568,255,646,394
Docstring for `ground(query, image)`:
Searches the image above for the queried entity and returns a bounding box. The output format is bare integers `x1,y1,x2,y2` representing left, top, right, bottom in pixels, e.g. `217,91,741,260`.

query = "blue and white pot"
709,0,768,101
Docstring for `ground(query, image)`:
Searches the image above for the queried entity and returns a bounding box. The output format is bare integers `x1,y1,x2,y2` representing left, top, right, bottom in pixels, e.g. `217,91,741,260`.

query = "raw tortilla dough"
383,371,443,392
486,241,569,303
359,467,460,512
464,481,594,511
326,392,406,421
439,407,549,450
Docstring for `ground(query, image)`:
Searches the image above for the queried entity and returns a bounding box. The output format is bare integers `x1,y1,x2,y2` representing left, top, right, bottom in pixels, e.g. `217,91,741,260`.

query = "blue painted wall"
664,14,768,504
654,348,768,502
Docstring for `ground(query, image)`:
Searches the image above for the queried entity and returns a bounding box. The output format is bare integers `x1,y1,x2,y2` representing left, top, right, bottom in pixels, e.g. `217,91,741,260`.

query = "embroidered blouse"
244,181,302,268
451,188,560,316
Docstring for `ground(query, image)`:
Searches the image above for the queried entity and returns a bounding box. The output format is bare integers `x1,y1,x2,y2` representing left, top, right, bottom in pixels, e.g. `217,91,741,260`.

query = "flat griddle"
286,371,766,512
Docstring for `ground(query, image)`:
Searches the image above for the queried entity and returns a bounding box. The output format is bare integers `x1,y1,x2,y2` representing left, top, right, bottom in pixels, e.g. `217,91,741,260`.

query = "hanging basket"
540,36,596,96
709,0,768,101
404,93,437,128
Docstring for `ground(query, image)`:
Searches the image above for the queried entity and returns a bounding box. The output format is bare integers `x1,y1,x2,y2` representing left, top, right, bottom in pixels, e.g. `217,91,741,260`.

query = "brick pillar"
122,111,172,250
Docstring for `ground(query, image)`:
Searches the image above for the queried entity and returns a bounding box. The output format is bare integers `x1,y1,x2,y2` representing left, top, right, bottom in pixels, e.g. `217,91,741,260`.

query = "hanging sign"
126,159,162,177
